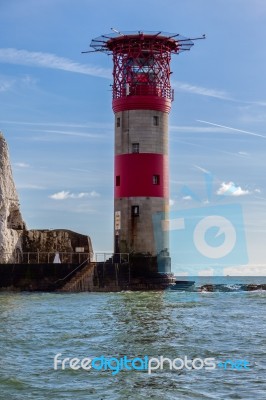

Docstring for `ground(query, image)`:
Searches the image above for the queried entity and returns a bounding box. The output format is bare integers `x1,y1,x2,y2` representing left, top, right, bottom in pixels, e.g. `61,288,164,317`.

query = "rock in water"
0,133,25,263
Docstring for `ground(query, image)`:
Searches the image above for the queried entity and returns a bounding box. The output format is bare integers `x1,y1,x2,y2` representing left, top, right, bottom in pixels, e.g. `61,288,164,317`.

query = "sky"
1,0,266,275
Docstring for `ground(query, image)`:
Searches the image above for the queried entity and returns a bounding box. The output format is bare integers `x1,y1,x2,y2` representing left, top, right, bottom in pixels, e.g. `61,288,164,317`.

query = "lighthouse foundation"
92,254,174,292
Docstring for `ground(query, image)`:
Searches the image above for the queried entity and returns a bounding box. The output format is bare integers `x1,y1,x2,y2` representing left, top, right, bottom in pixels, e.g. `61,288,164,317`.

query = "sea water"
0,277,266,399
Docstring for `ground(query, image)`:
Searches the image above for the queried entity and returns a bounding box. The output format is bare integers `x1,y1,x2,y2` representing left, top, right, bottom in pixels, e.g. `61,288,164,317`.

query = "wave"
198,283,266,292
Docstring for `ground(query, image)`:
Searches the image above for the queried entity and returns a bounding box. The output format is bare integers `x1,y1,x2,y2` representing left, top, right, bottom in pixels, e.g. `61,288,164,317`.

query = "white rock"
0,133,25,263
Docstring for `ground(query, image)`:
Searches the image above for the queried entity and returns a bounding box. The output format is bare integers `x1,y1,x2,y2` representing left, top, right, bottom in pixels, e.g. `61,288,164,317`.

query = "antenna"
110,27,124,36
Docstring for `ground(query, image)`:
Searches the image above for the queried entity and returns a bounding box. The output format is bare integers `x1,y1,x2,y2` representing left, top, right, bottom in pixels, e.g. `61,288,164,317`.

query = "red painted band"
112,96,172,113
115,153,169,198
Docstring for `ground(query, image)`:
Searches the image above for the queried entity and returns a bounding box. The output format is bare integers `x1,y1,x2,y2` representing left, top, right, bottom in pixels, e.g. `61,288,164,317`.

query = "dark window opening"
116,176,120,186
116,117,121,127
153,175,160,185
132,143,139,153
132,205,139,217
153,116,159,126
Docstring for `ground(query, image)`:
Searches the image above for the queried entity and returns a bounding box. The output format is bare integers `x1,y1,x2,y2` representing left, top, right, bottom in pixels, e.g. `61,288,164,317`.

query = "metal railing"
1,252,129,265
0,252,92,264
53,256,91,288
93,253,129,264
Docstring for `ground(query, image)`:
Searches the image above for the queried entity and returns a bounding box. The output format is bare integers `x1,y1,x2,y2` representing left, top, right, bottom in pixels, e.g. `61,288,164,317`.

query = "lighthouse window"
132,205,139,217
132,143,139,153
153,116,159,126
153,175,160,185
116,117,121,127
116,176,120,186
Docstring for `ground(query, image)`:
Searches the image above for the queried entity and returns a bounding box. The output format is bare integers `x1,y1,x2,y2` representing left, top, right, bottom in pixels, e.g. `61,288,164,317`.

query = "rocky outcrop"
0,133,25,263
22,229,93,263
0,132,93,266
200,283,266,292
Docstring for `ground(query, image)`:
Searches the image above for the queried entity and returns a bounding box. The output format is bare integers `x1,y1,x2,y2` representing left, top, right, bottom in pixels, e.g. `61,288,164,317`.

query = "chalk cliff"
0,133,25,263
0,132,93,266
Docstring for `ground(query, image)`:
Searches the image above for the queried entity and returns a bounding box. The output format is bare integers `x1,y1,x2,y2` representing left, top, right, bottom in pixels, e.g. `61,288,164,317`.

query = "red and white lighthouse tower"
88,31,203,274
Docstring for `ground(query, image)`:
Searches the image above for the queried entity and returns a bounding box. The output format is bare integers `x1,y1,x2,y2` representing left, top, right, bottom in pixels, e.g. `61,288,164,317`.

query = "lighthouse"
88,31,204,275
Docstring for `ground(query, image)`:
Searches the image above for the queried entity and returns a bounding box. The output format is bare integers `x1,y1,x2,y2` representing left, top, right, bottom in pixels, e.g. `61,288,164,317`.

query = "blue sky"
1,0,266,275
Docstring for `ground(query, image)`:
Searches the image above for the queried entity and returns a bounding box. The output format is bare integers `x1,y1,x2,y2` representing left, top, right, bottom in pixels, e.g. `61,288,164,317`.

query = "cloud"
238,151,249,157
198,269,214,276
1,49,264,109
197,120,266,140
49,191,87,200
36,129,105,139
0,82,12,92
173,82,266,106
0,48,111,79
172,80,231,100
21,75,37,85
183,195,192,200
216,182,250,197
224,264,266,276
89,190,100,197
0,77,14,92
14,162,30,168
49,190,100,200
0,74,38,94
169,199,175,207
0,120,112,129
17,184,46,189
193,165,211,174
170,125,227,133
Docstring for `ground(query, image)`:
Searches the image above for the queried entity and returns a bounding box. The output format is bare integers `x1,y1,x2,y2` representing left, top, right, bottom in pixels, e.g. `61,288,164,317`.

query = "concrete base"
0,255,174,292
0,263,85,291
91,254,174,292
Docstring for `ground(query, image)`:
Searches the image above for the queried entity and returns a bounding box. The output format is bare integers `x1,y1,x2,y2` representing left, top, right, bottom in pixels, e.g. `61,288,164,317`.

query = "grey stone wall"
115,110,168,155
115,197,168,255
